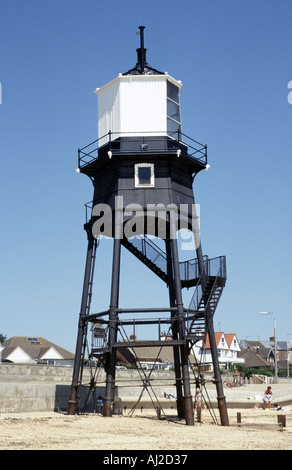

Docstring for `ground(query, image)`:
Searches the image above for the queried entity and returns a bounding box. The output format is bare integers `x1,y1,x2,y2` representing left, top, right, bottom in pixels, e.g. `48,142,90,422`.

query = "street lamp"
286,334,292,378
260,312,278,383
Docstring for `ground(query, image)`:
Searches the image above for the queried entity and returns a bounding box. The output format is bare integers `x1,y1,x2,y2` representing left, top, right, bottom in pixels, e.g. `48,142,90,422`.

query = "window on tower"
167,80,181,137
135,163,155,188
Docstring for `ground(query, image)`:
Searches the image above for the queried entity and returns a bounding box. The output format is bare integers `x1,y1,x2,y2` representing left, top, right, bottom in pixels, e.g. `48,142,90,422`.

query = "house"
0,337,75,365
192,332,244,371
237,348,271,369
116,333,242,371
240,339,291,370
113,335,197,370
260,340,291,368
130,345,196,370
108,332,243,371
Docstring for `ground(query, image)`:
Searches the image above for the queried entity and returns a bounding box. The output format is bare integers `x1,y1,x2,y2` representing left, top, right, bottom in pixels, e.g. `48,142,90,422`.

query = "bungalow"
124,343,196,370
0,336,74,365
112,335,197,370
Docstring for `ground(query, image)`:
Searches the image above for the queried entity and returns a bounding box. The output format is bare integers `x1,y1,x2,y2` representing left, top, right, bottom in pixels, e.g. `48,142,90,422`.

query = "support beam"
207,318,229,426
169,232,194,426
165,238,184,419
192,208,229,426
68,234,97,415
103,222,122,417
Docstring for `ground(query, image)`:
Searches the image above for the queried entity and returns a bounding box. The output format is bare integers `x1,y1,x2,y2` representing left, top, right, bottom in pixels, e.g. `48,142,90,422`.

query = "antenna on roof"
139,26,145,73
124,26,163,76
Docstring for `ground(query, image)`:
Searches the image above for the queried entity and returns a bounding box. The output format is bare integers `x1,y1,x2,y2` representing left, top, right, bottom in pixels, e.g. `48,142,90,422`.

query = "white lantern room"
95,72,182,147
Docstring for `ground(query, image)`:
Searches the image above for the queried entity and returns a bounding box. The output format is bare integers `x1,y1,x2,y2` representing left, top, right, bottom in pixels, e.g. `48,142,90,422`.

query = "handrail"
82,212,226,285
78,130,207,168
187,269,205,313
125,235,167,275
126,235,226,284
185,255,226,338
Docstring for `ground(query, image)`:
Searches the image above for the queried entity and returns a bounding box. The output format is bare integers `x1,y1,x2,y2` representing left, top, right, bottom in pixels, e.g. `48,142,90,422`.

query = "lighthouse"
68,27,229,427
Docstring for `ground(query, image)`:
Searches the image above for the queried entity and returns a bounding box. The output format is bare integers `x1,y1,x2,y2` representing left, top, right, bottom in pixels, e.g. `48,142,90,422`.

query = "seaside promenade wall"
1,364,292,413
0,364,176,413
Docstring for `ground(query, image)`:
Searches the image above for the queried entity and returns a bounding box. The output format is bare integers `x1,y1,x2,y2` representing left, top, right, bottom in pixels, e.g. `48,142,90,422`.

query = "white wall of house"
5,347,36,364
192,333,244,370
39,347,63,362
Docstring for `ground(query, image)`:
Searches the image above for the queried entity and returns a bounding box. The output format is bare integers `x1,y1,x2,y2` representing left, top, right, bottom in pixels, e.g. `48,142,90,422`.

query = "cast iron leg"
104,231,121,416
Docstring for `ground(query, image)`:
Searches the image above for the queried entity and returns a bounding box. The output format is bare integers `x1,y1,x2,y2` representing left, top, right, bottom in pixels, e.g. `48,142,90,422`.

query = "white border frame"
135,163,155,188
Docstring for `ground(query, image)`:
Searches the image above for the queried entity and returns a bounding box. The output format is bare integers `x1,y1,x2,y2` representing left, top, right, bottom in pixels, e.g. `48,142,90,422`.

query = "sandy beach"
0,406,291,451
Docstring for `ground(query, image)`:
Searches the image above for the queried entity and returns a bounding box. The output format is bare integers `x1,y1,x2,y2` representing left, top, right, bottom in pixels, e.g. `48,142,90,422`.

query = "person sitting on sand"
253,403,261,411
272,404,290,411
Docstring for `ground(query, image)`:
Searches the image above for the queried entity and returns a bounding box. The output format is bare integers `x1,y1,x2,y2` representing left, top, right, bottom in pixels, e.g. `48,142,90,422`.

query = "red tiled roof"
225,334,236,348
204,332,237,349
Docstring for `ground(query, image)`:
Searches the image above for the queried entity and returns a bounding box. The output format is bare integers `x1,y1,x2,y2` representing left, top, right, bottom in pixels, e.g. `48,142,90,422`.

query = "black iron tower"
68,27,229,426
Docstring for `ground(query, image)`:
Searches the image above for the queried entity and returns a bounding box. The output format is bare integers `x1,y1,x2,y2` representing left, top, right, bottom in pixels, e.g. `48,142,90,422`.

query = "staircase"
121,236,168,284
121,235,226,346
121,235,209,287
185,273,225,346
122,234,226,287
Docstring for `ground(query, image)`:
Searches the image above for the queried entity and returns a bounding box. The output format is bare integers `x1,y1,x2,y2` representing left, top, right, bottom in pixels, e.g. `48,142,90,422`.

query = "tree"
0,333,7,343
234,363,274,379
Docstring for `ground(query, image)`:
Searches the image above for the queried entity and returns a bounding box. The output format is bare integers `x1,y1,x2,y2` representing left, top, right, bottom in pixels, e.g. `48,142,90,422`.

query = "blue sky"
0,0,291,353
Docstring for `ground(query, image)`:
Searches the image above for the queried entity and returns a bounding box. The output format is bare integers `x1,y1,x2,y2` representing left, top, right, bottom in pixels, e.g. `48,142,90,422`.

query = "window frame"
167,80,181,137
134,163,155,188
